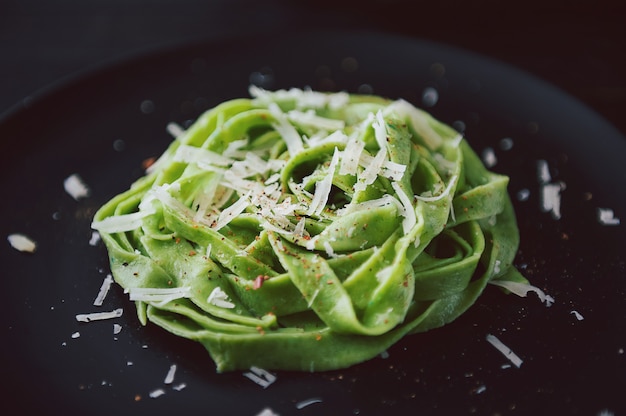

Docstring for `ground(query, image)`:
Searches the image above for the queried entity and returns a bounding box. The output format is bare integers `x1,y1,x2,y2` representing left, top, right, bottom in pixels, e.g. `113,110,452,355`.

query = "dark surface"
1,3,625,416
1,1,625,137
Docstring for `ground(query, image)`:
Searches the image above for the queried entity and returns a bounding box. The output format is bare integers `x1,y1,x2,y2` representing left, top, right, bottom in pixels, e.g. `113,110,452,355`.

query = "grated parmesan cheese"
7,233,37,253
207,287,235,309
255,408,280,416
539,182,565,220
164,364,177,384
391,181,417,234
597,208,620,226
307,147,340,216
64,173,90,200
172,383,187,391
570,310,584,321
149,388,166,398
268,103,303,156
243,366,277,388
489,280,554,307
166,122,185,138
295,398,323,409
91,208,156,233
339,136,365,176
174,144,232,167
75,308,123,322
128,286,192,306
485,334,523,368
415,175,458,202
93,274,114,306
287,109,345,131
88,231,101,246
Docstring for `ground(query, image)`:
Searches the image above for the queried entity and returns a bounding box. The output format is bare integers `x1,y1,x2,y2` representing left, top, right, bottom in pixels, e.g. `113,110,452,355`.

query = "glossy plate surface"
2,31,624,415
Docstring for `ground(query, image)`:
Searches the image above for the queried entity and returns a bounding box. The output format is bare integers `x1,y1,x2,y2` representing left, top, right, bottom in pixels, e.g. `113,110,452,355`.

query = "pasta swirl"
92,87,528,372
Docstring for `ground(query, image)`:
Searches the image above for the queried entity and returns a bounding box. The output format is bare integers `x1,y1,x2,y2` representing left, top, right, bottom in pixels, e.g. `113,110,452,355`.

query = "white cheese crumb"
91,208,156,233
164,364,177,384
540,182,565,220
207,287,236,309
307,147,340,216
295,397,323,409
570,310,584,321
489,280,554,307
323,241,337,258
75,308,123,322
268,102,303,156
88,231,101,246
597,208,620,226
64,173,91,200
128,286,192,306
243,366,277,389
7,233,37,253
71,331,80,339
287,109,345,131
93,274,114,306
113,323,123,334
255,408,280,416
391,182,417,234
339,136,365,176
149,388,166,398
172,383,187,391
486,334,523,368
166,122,185,138
474,385,487,394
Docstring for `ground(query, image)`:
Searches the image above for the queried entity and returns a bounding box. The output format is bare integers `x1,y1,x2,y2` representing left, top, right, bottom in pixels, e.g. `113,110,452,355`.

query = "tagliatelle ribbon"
92,87,528,372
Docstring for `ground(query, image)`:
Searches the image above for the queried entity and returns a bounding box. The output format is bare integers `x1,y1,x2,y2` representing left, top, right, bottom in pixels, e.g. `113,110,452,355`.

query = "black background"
1,0,625,139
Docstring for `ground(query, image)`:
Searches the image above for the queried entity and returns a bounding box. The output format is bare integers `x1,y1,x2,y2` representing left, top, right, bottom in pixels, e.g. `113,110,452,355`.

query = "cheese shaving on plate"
7,233,37,253
76,308,124,322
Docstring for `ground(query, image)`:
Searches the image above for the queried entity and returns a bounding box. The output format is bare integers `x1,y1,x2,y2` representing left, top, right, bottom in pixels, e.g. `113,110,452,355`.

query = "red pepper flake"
327,280,334,285
253,275,268,290
175,237,181,244
256,326,265,335
141,157,156,170
134,394,142,402
189,250,197,256
315,333,322,341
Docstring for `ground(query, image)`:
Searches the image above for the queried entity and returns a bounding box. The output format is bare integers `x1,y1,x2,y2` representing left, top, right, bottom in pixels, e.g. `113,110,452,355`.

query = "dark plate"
1,31,625,416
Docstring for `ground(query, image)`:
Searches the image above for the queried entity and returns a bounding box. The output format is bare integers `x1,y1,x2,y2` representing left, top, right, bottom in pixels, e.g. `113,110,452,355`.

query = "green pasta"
92,87,532,372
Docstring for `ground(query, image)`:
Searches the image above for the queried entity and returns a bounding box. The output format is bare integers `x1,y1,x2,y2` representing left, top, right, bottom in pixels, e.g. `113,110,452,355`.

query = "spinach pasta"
92,86,533,372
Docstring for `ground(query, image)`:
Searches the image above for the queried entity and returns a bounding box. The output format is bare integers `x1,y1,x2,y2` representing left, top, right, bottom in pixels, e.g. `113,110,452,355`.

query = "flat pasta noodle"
92,86,529,372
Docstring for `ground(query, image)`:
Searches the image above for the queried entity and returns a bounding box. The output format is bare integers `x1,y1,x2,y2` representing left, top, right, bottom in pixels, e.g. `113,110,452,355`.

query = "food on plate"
92,86,532,372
